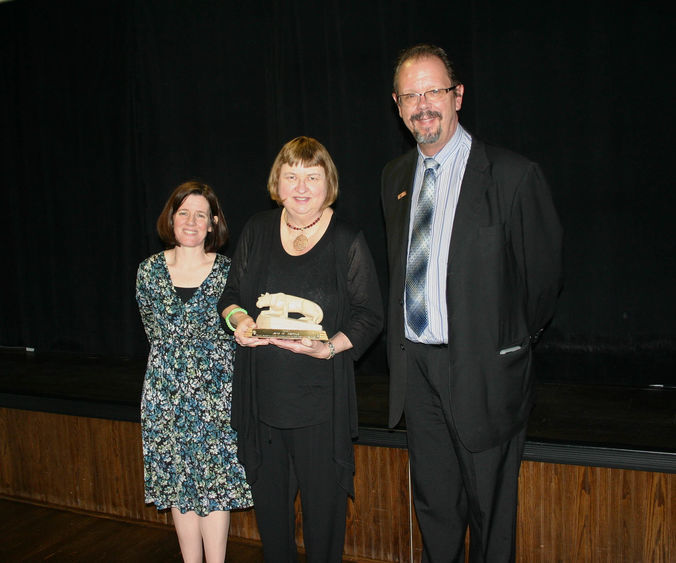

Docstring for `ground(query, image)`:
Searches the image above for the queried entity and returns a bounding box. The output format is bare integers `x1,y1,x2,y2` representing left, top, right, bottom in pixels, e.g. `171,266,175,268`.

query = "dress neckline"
161,252,221,303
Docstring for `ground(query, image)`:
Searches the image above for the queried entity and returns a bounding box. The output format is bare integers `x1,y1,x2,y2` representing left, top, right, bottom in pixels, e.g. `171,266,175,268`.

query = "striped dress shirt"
404,123,472,344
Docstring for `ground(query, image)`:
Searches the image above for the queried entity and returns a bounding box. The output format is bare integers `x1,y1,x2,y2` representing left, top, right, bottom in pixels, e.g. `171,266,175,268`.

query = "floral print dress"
136,252,252,516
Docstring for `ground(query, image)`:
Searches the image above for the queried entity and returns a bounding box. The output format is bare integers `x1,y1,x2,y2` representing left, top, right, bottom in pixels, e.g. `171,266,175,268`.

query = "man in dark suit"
381,44,563,562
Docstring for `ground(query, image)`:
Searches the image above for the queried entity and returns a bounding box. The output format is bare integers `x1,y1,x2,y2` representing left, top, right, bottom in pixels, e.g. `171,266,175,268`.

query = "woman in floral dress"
136,181,252,562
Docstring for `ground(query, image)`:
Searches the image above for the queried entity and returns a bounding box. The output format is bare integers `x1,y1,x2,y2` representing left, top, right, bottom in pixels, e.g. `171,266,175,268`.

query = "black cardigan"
221,208,383,496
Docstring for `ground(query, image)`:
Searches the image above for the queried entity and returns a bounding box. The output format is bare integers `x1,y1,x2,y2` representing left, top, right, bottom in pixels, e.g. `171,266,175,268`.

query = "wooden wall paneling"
516,459,543,561
614,467,633,563
642,470,670,562
0,408,11,492
0,407,264,537
2,407,674,562
573,465,593,560
229,507,260,542
516,461,673,563
0,408,170,525
348,444,412,562
670,472,676,562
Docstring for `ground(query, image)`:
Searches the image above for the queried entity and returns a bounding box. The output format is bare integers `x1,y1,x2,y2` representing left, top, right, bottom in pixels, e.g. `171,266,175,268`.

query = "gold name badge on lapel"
397,191,407,200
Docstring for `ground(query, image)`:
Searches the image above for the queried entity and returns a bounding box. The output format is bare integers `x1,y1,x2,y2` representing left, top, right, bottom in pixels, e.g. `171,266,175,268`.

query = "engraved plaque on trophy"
245,292,328,341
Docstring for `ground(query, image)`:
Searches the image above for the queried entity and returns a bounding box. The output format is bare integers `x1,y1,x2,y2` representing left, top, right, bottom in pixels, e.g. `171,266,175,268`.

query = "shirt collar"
416,123,469,169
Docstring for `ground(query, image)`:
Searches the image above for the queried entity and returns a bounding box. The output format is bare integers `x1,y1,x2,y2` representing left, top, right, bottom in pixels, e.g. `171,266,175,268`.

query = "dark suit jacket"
381,137,563,452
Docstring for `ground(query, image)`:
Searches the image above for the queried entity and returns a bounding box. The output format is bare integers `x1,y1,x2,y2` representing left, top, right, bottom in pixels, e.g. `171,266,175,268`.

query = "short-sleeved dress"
136,252,252,516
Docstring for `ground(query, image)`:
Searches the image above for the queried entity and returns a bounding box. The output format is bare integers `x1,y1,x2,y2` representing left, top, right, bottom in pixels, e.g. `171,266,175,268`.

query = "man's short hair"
393,44,460,93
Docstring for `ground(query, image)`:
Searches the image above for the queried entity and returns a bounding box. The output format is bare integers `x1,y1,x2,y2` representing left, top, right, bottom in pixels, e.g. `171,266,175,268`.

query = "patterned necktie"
405,158,439,336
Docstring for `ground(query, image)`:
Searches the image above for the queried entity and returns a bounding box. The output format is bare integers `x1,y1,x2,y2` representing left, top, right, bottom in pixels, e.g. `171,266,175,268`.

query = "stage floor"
1,348,674,464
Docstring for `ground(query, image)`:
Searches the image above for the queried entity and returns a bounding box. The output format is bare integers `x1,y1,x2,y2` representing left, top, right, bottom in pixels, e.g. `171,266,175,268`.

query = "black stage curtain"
2,1,674,376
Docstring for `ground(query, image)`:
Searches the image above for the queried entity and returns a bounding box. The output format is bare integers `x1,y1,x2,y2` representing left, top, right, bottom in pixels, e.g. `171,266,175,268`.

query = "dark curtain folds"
1,1,674,370
2,1,141,355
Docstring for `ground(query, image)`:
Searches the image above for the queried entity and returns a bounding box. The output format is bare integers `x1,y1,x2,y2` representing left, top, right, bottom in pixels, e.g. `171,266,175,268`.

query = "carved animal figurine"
256,292,323,324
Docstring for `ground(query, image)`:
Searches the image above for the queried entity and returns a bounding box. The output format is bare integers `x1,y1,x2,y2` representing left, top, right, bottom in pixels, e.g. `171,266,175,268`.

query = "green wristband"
225,307,248,332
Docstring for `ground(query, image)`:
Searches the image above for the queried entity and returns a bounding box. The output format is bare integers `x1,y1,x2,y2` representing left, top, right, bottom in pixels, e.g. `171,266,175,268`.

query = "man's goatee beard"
415,127,442,145
412,110,442,145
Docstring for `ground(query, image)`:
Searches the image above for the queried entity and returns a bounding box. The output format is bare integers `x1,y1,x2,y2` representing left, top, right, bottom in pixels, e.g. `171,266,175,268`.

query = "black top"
219,208,383,495
255,221,337,427
174,286,198,303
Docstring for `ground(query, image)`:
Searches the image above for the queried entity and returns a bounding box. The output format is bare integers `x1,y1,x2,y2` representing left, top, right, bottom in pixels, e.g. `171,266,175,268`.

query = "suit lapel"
448,139,490,267
391,154,417,275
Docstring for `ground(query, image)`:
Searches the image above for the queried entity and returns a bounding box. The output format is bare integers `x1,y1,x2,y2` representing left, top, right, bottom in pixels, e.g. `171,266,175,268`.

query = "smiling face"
277,163,328,225
172,193,214,249
393,55,464,156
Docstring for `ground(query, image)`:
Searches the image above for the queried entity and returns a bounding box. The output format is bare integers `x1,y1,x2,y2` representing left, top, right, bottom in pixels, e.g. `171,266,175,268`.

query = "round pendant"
293,234,309,251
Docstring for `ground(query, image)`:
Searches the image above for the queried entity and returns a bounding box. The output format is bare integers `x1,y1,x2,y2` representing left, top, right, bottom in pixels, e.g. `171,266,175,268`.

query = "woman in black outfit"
220,136,382,562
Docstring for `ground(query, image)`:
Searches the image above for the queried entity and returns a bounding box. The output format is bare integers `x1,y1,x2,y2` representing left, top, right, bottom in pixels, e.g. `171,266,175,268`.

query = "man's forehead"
396,55,449,88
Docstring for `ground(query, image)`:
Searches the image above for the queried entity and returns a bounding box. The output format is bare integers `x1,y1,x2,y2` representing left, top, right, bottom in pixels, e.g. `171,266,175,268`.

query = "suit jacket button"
400,343,405,351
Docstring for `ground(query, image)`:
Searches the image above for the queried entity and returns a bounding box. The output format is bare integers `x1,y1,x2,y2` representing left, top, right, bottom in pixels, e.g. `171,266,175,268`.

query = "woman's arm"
135,261,158,342
219,216,270,348
222,304,269,348
341,231,384,360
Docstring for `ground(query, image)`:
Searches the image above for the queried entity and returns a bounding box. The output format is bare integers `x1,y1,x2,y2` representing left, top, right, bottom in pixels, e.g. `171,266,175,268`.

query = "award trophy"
245,292,328,341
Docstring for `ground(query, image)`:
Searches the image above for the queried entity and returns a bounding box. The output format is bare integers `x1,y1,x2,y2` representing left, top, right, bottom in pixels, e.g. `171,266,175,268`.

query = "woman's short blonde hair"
267,136,339,209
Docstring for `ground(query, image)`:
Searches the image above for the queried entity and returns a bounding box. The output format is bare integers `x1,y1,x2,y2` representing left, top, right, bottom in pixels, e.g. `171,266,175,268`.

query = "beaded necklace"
283,209,323,251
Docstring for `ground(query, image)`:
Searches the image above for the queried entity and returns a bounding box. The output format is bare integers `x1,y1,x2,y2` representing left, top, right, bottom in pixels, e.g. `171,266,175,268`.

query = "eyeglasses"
396,86,458,107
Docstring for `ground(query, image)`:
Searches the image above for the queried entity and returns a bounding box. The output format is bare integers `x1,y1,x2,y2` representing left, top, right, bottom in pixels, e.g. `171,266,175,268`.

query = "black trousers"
251,420,348,563
404,340,526,563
